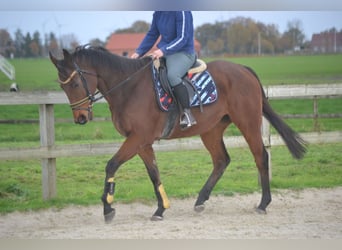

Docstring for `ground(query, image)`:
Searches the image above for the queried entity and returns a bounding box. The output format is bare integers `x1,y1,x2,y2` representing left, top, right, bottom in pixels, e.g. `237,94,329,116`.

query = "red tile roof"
106,33,201,56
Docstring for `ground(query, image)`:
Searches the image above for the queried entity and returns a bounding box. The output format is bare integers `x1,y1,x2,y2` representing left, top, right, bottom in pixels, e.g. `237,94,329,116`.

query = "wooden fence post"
313,96,320,131
39,104,56,200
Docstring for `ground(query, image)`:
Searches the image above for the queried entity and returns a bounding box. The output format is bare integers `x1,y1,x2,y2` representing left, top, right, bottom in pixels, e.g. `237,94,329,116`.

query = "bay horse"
49,45,306,223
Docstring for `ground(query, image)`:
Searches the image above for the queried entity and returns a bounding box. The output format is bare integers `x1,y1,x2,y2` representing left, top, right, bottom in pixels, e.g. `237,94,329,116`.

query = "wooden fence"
0,84,341,199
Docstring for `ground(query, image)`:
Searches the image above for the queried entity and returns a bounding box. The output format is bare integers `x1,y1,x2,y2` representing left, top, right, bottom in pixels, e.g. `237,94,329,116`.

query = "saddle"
153,57,207,76
152,58,217,112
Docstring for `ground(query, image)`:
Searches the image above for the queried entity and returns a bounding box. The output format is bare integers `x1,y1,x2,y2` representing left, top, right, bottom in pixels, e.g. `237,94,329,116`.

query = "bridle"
58,62,100,120
58,59,153,118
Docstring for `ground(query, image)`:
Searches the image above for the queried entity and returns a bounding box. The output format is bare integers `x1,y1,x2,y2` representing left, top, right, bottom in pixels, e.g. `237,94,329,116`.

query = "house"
106,33,201,57
311,31,342,53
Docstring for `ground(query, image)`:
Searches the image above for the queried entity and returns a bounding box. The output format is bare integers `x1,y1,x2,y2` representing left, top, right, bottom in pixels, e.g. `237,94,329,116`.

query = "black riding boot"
172,82,197,129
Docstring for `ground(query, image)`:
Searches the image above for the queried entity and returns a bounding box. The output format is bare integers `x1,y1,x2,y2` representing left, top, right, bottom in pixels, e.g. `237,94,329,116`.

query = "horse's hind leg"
138,144,170,221
235,117,271,213
246,134,271,213
256,145,271,213
195,121,230,211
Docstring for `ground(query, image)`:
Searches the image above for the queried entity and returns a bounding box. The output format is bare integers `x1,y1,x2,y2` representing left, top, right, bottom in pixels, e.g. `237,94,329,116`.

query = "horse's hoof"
194,204,205,213
151,215,163,221
104,208,116,224
255,207,267,215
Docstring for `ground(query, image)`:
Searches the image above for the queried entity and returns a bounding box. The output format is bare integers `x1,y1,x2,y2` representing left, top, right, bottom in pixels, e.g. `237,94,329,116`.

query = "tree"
0,29,14,57
14,29,25,57
31,31,42,57
131,21,150,33
24,32,33,57
48,32,59,57
115,20,150,33
257,22,281,54
207,38,224,55
225,17,260,54
282,19,306,51
29,41,40,57
195,22,225,56
89,38,105,47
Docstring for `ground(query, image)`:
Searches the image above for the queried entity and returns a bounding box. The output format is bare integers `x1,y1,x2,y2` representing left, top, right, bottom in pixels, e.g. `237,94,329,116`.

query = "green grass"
0,143,341,213
269,98,342,115
0,58,58,92
208,54,342,84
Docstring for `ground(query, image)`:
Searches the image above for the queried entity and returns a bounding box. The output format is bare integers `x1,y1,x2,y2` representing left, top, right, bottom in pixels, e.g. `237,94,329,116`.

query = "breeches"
165,52,196,87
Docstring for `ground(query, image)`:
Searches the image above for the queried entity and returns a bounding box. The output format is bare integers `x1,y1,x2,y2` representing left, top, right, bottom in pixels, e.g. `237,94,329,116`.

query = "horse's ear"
49,51,59,67
62,49,72,62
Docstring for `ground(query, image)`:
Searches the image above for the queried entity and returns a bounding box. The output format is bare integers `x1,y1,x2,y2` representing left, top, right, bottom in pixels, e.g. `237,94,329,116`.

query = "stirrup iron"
180,108,197,129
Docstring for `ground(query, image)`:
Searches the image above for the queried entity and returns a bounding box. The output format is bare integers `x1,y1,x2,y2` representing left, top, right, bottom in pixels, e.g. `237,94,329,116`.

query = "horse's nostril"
77,115,88,125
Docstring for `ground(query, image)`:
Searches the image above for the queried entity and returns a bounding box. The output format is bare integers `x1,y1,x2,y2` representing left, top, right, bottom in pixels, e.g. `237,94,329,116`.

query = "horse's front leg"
101,157,120,223
101,137,140,223
138,145,170,221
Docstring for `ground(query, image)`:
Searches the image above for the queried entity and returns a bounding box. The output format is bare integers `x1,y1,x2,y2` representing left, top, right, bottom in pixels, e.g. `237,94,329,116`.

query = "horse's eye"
71,82,79,88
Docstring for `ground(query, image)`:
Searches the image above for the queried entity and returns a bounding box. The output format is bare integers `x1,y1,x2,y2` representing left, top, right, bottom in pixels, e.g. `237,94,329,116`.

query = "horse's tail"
244,65,307,159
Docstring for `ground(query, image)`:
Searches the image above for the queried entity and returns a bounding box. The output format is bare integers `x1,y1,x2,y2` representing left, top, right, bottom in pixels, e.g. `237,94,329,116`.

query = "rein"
59,59,154,112
92,59,153,102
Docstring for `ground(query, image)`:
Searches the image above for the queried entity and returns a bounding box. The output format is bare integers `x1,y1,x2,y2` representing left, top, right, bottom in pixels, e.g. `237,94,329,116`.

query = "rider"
131,11,197,129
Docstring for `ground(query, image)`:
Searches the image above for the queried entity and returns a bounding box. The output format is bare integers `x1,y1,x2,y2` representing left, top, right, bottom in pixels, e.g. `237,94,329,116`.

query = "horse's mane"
72,45,150,72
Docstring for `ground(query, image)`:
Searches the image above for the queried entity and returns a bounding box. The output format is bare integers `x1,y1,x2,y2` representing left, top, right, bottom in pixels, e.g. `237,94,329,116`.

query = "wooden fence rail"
0,84,342,200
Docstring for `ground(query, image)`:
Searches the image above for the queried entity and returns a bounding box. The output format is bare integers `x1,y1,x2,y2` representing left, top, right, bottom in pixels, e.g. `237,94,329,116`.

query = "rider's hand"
151,49,164,59
130,52,140,59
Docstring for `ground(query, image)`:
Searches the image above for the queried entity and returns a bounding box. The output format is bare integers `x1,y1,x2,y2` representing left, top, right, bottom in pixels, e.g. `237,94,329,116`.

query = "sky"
1,11,342,44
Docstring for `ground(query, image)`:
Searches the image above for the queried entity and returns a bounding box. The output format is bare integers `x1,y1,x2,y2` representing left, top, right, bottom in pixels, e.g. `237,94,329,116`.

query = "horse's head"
49,49,99,125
